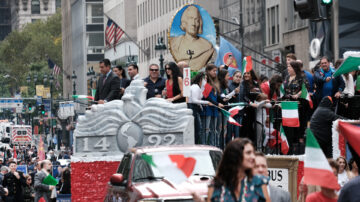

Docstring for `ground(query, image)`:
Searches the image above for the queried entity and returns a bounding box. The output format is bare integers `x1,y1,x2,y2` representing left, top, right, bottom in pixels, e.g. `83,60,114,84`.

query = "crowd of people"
95,54,360,156
0,144,71,202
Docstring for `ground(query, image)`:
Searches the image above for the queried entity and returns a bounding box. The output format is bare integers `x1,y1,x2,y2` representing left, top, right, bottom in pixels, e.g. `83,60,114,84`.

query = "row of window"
29,0,61,14
137,0,192,27
139,30,169,63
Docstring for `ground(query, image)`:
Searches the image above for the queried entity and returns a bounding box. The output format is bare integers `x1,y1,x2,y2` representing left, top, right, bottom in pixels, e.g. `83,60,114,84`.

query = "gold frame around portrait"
266,155,299,202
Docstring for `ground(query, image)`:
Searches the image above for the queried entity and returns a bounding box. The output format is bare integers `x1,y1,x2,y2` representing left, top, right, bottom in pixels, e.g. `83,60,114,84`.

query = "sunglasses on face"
165,68,171,70
150,69,159,72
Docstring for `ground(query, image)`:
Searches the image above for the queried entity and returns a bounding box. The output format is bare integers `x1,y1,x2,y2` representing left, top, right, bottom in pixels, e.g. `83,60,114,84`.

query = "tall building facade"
0,0,12,41
62,0,105,100
136,0,220,77
264,0,310,69
10,0,61,30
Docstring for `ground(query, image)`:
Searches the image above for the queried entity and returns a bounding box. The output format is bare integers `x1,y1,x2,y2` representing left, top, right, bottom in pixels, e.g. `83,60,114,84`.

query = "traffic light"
40,105,45,115
294,0,320,20
28,104,32,111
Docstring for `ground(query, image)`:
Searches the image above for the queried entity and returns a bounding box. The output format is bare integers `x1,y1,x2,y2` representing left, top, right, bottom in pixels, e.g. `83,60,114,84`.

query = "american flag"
105,18,124,51
48,59,61,76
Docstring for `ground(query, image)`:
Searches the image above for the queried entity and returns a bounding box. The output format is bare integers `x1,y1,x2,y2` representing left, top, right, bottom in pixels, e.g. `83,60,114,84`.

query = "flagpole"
104,14,149,56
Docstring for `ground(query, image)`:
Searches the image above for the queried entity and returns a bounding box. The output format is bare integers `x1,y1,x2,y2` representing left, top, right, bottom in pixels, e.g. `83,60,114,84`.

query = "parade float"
71,80,194,201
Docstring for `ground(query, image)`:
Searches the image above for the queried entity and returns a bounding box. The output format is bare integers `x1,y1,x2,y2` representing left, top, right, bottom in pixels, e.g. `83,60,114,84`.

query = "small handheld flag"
281,101,300,127
241,56,253,75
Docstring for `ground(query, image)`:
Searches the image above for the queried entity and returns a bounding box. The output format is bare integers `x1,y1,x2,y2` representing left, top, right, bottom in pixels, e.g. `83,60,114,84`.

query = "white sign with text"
268,168,289,191
183,67,191,97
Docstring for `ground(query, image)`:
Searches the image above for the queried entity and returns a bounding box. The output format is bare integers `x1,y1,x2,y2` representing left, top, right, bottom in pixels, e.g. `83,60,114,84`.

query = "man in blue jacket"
313,56,345,106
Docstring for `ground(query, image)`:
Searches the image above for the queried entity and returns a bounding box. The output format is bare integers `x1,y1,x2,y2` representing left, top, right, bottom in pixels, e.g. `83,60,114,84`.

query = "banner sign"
183,67,191,97
17,165,28,175
0,99,23,109
59,101,75,118
268,168,289,191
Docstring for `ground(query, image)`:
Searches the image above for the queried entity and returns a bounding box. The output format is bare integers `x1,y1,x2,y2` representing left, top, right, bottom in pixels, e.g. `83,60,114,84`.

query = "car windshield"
132,149,221,182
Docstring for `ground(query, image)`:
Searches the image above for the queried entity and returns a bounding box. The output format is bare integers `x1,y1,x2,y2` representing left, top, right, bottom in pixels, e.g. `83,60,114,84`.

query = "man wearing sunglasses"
143,64,165,99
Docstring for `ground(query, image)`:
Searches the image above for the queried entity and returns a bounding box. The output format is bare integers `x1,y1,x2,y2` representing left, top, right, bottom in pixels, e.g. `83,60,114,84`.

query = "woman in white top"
188,72,212,144
336,156,350,188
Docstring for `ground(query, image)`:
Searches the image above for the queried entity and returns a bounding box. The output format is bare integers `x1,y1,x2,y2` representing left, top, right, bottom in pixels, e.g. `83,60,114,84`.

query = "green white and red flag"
241,56,253,75
202,83,213,98
279,84,285,98
304,129,341,190
72,95,94,100
141,153,196,184
281,101,299,127
221,109,242,126
228,106,244,117
279,125,289,155
300,83,313,109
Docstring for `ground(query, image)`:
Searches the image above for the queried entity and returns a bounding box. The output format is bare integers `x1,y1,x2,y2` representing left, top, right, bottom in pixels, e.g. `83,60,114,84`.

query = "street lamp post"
49,74,54,147
155,37,167,77
72,70,77,96
87,67,96,96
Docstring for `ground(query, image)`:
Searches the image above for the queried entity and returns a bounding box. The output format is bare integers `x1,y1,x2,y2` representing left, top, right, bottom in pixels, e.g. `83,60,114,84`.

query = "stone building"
10,0,61,30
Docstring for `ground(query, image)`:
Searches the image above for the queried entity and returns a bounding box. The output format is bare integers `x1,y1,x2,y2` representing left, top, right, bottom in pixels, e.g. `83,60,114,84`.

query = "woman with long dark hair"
283,61,309,154
164,62,185,103
208,138,270,202
217,69,230,148
113,65,130,99
202,64,224,146
239,69,261,144
226,71,242,145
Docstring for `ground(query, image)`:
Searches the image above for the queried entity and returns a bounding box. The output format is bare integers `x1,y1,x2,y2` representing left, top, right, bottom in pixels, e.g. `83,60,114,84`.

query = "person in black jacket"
310,96,344,158
2,161,26,202
95,59,121,104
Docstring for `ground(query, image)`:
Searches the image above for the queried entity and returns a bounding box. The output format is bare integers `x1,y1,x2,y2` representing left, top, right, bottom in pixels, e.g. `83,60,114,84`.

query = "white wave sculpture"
73,80,194,158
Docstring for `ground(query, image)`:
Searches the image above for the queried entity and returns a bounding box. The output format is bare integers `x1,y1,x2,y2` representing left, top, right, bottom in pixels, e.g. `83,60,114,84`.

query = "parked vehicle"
105,145,222,202
0,124,32,145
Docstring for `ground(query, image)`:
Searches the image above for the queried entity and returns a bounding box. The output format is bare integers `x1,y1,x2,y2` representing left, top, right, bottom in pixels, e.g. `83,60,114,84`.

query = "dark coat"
310,96,343,144
95,71,121,102
2,171,26,202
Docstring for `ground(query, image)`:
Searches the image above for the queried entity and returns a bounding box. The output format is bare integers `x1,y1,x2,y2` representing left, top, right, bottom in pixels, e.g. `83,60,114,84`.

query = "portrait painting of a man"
169,5,216,71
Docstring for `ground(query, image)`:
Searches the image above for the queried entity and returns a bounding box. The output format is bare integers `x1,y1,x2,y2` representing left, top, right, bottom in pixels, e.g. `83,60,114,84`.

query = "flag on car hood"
141,154,196,184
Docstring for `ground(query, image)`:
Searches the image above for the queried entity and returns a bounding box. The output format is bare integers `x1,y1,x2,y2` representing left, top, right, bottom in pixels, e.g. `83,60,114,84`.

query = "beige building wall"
283,27,310,70
11,0,59,30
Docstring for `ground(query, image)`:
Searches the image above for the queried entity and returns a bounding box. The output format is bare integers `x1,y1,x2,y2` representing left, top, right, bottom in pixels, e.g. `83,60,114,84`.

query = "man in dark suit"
34,160,54,202
95,59,121,104
254,152,291,202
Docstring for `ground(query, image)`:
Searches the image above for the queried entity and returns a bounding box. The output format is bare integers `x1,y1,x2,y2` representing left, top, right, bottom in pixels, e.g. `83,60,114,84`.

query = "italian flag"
241,56,253,75
72,95,94,100
279,125,289,155
279,84,285,98
221,109,241,126
304,129,340,190
333,51,360,77
229,106,244,117
338,121,360,157
202,83,213,98
141,153,196,184
300,83,313,109
281,101,299,127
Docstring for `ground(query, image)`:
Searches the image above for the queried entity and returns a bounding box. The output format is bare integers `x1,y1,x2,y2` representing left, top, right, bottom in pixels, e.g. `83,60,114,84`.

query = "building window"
267,5,279,45
87,32,104,54
56,0,61,9
86,3,103,24
31,0,40,14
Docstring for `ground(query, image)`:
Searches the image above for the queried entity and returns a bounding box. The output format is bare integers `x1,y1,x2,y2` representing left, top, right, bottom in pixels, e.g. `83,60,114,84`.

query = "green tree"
0,11,62,97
